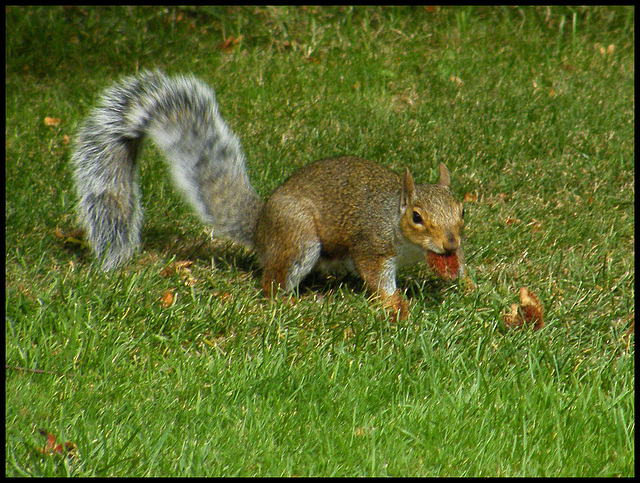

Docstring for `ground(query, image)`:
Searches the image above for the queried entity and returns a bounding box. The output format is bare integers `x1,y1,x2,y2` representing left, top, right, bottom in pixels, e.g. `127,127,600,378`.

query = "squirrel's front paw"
382,290,409,321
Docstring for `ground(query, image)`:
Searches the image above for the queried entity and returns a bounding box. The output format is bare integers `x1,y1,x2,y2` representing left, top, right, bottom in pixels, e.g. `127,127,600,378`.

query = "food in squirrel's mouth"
426,250,459,280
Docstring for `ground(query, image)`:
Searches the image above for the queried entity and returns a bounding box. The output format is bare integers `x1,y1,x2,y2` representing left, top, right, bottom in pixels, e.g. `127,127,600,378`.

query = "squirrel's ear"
401,168,416,212
438,163,451,187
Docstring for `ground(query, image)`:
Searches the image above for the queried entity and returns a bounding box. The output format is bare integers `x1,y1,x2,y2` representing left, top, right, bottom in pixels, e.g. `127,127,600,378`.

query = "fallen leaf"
160,260,193,277
44,117,61,127
519,287,544,330
216,35,243,52
37,429,77,458
463,192,478,203
160,290,176,307
503,287,544,330
212,290,233,302
504,304,522,328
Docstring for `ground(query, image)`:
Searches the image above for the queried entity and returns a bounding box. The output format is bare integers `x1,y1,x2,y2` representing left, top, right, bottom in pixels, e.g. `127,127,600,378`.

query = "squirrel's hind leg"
255,196,322,297
260,239,321,297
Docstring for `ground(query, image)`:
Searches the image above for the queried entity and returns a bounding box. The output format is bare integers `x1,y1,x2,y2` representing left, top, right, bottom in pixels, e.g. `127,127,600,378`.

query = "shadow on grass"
60,221,455,311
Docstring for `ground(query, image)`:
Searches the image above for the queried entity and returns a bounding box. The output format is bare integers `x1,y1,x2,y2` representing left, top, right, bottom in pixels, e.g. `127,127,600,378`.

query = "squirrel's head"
399,163,464,256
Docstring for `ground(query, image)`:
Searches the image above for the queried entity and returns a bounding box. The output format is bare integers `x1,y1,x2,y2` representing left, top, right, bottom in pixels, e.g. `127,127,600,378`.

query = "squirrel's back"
71,71,262,270
268,156,462,255
274,157,402,248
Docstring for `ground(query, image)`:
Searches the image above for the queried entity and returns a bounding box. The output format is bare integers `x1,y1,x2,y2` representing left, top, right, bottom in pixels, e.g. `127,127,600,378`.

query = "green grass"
5,6,634,476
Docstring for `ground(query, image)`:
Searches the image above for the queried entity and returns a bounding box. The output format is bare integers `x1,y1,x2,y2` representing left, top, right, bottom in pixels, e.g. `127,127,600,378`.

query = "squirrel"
71,70,465,318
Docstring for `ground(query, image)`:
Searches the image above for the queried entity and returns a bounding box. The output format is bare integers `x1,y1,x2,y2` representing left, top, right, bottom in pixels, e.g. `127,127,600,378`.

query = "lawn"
5,6,634,476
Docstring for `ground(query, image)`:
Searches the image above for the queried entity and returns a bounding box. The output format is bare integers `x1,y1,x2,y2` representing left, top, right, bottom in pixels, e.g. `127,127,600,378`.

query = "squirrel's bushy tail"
71,71,263,270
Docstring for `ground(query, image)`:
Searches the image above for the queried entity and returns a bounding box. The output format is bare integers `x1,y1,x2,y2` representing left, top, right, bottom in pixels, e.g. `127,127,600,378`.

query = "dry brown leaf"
503,287,544,330
160,290,176,308
212,290,234,302
44,117,61,127
463,192,478,203
503,303,523,328
161,260,197,287
216,35,243,52
160,260,193,278
37,429,77,458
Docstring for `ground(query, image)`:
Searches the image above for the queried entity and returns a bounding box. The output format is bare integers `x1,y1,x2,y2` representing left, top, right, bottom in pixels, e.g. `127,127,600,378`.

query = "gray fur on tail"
71,71,263,270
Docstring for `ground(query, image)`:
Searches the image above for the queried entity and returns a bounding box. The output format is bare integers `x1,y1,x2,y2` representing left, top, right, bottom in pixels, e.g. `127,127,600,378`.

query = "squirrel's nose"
442,234,459,253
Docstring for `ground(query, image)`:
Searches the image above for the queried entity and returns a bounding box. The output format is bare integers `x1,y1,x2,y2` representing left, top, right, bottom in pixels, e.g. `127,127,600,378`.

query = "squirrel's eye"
462,207,465,219
412,211,423,225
